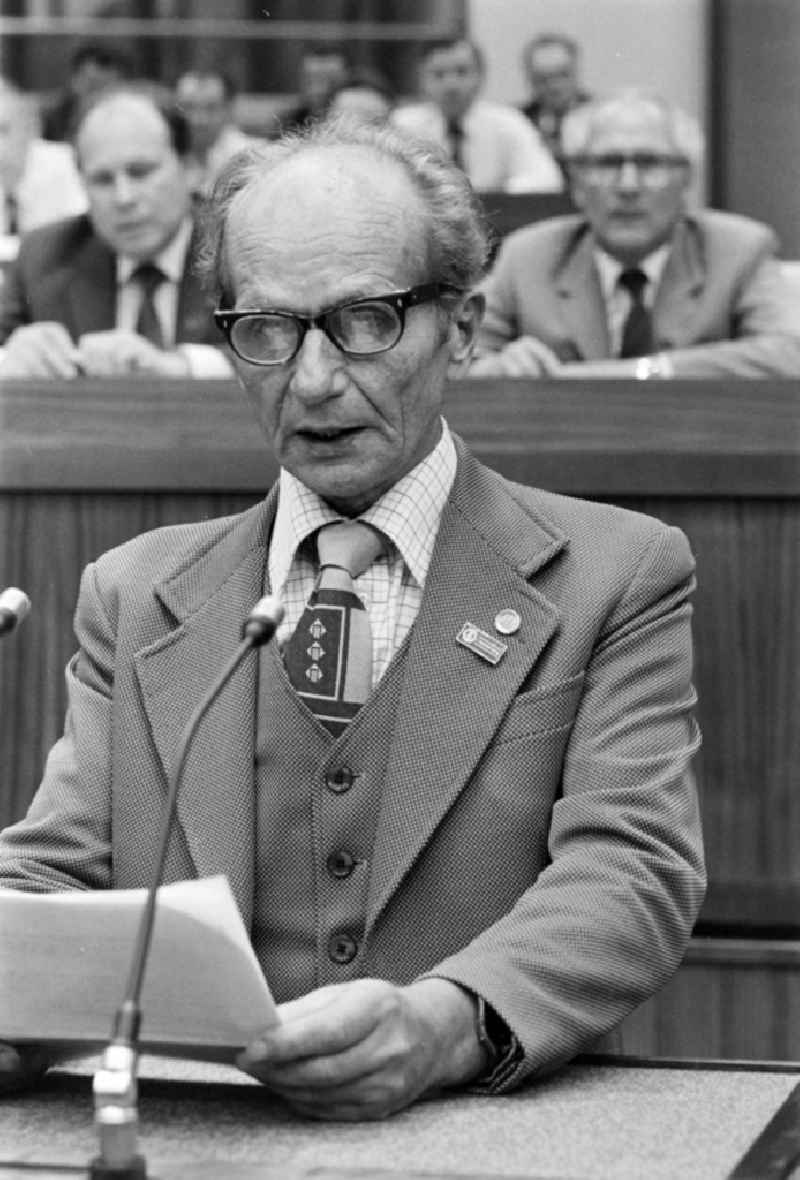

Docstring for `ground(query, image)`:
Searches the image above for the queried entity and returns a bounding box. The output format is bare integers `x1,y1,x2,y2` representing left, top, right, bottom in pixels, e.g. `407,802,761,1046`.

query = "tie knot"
618,267,648,300
132,261,165,295
316,521,384,580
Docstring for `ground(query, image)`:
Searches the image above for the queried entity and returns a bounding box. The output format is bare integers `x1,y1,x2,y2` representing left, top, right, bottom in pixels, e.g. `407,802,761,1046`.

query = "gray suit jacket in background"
477,209,800,377
0,441,705,1090
0,213,218,346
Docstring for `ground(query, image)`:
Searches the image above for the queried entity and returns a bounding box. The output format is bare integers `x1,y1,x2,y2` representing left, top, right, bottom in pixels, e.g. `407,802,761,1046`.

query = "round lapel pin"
494,608,521,636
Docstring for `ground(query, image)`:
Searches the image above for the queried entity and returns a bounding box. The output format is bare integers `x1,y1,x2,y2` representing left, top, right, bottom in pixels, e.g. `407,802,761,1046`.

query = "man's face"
300,54,348,113
223,149,475,516
571,107,690,265
421,42,482,123
176,74,230,152
526,43,578,114
76,94,192,261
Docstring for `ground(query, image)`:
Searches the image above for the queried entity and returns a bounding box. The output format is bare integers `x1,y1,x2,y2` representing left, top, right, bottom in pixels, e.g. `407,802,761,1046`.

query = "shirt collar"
116,216,193,286
269,419,457,597
593,241,672,300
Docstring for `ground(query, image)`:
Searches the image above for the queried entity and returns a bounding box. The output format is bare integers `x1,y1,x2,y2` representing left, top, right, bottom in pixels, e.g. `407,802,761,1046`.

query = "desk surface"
2,1056,799,1180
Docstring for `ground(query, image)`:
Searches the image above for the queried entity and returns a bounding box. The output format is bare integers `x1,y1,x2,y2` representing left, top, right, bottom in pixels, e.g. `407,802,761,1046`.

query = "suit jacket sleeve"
0,255,32,343
0,562,116,890
423,524,705,1090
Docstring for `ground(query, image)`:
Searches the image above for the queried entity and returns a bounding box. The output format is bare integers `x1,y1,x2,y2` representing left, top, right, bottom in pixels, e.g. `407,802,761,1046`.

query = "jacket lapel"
66,235,116,337
366,447,566,931
133,493,277,926
555,226,611,359
653,217,705,348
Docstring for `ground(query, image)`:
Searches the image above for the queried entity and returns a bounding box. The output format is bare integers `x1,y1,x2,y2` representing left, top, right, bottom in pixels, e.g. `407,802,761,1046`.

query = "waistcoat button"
328,932,358,964
325,767,355,793
327,849,356,878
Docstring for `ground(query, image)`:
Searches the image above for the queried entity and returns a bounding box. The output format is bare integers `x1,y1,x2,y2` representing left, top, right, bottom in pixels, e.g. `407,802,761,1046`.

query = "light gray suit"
0,441,705,1089
477,210,800,377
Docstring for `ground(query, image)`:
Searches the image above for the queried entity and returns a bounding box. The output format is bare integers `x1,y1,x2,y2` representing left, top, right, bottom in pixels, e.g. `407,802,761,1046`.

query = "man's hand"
468,335,563,377
0,1042,50,1094
1,322,82,379
237,977,488,1121
77,331,191,377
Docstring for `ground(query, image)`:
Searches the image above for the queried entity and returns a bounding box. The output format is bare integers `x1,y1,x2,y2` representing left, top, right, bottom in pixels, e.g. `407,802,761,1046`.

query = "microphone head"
0,587,31,636
242,594,284,646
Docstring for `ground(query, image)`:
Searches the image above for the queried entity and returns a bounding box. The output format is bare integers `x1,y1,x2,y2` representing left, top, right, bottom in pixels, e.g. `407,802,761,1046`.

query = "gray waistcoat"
252,639,408,1002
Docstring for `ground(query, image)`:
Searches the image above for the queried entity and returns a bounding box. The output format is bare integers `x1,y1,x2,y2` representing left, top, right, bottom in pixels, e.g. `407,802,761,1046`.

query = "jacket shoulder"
688,208,777,253
16,214,94,270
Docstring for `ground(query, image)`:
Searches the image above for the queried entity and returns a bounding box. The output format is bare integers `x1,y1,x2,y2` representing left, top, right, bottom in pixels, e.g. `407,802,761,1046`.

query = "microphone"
90,594,284,1180
0,587,31,637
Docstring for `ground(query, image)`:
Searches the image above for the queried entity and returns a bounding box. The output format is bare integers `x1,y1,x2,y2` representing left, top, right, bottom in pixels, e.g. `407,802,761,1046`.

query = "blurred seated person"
277,44,349,134
327,68,395,125
519,33,590,174
0,82,231,380
470,90,800,379
176,66,262,196
0,78,86,237
392,37,562,194
41,42,132,143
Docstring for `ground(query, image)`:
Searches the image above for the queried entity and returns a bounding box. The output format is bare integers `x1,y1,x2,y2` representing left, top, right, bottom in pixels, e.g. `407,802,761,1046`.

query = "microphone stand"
89,597,283,1180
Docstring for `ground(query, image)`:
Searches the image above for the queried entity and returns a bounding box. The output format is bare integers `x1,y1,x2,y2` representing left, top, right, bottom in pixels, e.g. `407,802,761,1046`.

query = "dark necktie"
133,262,166,349
4,192,18,236
446,119,465,170
284,521,385,737
618,267,654,358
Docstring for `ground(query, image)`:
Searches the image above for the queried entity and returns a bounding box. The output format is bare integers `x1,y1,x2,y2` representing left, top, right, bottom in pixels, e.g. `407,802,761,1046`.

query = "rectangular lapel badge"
456,622,508,666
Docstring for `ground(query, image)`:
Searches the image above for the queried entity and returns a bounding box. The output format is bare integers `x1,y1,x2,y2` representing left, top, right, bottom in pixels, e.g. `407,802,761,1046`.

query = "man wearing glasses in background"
470,90,800,378
0,118,704,1119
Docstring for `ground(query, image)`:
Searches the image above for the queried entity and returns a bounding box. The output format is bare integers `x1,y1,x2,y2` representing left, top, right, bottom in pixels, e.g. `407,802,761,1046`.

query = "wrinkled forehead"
225,146,430,283
585,104,677,153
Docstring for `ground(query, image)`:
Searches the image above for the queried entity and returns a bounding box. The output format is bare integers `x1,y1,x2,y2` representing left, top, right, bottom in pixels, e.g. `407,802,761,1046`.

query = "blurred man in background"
0,78,86,238
520,33,590,174
327,68,395,125
278,44,349,133
176,66,262,195
392,37,562,194
0,83,229,379
471,91,800,379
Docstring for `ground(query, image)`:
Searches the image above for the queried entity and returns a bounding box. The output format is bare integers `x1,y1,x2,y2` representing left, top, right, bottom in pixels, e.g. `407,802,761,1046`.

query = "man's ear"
447,291,485,367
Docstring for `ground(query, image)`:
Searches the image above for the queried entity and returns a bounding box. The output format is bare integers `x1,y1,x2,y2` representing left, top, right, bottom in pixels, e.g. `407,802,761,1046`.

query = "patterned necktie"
284,521,385,737
133,261,165,349
618,267,654,358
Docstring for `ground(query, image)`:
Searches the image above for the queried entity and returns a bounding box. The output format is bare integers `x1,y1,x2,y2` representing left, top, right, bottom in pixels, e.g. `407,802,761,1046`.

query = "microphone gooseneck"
89,595,284,1180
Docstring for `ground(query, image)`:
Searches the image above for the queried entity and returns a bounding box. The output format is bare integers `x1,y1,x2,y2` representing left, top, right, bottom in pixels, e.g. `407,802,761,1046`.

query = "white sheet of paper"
0,875,277,1061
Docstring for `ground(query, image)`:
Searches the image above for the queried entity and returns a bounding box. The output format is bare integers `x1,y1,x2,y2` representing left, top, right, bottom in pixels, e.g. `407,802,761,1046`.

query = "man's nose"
289,328,346,401
616,160,643,189
111,172,137,203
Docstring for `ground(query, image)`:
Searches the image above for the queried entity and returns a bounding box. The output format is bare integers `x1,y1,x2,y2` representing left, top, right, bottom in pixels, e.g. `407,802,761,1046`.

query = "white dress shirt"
116,218,231,377
392,100,563,193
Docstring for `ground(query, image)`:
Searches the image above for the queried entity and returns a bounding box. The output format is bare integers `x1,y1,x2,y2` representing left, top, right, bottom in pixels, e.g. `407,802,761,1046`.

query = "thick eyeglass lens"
231,314,300,363
329,301,402,353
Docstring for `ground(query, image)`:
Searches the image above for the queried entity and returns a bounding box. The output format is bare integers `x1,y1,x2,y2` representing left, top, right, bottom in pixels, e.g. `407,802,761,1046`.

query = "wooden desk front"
1,1056,799,1179
0,377,798,1060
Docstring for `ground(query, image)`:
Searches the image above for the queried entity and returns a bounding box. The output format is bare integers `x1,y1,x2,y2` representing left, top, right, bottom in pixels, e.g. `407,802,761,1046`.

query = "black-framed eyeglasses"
569,152,689,188
214,282,458,366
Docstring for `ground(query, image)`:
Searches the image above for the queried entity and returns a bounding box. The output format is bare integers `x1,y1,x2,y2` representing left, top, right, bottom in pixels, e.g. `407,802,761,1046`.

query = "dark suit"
0,213,218,346
0,440,704,1088
477,210,800,377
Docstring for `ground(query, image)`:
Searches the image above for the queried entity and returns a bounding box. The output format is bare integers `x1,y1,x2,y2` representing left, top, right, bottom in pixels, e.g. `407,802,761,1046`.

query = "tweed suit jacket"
0,440,705,1089
0,213,218,346
476,209,800,377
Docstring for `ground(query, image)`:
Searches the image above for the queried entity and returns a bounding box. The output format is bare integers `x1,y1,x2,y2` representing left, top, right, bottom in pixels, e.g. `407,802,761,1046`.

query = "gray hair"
198,114,491,305
561,90,705,172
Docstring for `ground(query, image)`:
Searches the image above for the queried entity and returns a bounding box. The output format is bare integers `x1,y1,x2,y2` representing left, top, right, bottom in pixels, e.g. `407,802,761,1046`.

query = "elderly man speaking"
0,118,704,1119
